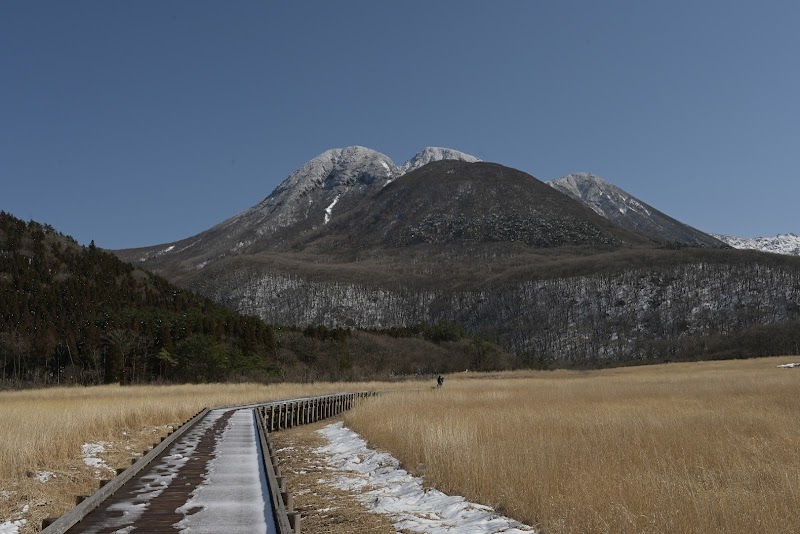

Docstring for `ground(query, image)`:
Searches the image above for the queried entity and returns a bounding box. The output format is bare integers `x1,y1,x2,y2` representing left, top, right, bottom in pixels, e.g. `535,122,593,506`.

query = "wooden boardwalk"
40,393,374,534
68,408,276,533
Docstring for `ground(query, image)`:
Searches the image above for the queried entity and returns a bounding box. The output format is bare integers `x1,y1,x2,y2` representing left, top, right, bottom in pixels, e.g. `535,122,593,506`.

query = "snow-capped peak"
203,145,482,247
549,172,728,248
273,146,480,196
711,233,800,256
274,146,397,198
549,172,645,218
399,147,481,175
549,172,612,201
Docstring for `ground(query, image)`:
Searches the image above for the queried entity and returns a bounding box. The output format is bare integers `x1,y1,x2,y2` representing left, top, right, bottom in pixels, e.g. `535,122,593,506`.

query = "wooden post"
282,491,293,512
289,512,302,534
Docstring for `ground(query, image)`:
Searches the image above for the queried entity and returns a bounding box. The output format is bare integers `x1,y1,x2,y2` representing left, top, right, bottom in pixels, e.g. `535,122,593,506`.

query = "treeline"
279,322,513,382
0,212,279,385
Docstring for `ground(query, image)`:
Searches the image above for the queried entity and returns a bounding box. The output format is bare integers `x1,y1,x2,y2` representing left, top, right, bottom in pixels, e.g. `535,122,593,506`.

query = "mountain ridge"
712,233,800,256
548,172,727,248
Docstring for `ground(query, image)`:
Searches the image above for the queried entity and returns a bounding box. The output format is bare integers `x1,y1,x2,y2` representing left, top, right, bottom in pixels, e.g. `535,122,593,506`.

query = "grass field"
0,380,414,532
346,357,800,534
3,359,798,533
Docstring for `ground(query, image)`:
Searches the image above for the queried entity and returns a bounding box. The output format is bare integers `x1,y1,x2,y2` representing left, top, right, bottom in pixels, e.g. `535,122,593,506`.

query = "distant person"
437,374,444,388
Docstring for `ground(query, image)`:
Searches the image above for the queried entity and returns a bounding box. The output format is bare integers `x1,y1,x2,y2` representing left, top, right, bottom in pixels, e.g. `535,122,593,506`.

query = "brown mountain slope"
290,160,655,252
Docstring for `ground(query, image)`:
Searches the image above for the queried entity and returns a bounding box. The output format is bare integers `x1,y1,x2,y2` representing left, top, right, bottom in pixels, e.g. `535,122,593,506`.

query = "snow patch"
324,195,341,225
317,422,536,534
34,471,55,483
0,519,26,534
82,442,112,474
138,245,176,262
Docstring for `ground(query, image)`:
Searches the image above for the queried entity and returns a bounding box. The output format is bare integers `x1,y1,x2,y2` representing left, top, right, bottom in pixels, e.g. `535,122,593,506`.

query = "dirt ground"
270,418,398,534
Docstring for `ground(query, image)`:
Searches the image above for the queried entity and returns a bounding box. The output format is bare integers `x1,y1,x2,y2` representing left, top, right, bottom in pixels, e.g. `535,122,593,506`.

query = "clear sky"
2,1,798,249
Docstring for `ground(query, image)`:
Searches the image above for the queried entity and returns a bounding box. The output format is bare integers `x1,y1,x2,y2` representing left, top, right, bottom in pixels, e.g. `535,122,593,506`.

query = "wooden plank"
40,408,210,534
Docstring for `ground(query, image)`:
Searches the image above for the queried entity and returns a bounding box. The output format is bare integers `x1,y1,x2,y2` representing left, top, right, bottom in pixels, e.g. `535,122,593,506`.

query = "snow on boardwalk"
175,409,272,533
72,408,275,533
318,422,537,534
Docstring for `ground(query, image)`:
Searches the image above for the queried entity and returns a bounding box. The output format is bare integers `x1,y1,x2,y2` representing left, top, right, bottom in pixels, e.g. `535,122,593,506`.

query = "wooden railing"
255,392,378,534
257,392,378,432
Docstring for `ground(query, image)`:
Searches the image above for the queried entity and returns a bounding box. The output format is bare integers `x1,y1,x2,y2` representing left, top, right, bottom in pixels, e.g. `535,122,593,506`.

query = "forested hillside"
0,212,499,386
204,252,800,365
0,212,280,385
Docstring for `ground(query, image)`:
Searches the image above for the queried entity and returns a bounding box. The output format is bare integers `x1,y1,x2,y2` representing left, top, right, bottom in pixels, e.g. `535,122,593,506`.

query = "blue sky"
2,1,798,248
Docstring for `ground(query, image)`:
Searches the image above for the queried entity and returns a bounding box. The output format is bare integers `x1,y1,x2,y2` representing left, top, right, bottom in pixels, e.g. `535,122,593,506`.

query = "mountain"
549,173,726,247
113,149,800,367
117,149,659,289
711,233,800,256
283,160,654,253
116,146,482,276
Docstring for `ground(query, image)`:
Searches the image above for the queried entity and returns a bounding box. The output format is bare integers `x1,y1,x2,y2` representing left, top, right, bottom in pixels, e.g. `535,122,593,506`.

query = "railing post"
289,512,302,534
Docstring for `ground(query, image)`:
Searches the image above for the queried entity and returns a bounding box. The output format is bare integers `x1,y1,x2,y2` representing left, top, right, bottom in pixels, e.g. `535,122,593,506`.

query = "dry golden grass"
0,380,420,532
345,357,800,534
271,418,397,534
